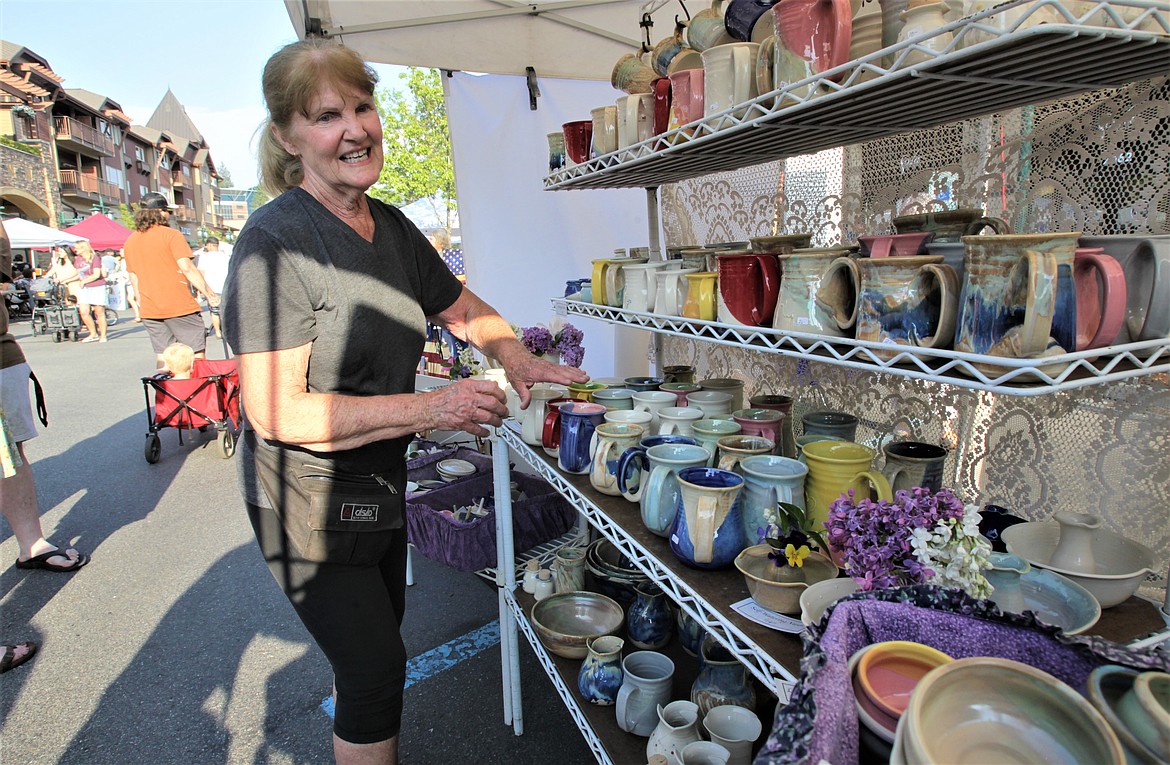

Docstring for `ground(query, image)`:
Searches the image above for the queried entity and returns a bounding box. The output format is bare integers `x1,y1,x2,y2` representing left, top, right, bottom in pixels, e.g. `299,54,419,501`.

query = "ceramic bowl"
848,644,897,745
1088,665,1170,764
584,538,648,603
799,576,860,627
990,564,1102,635
903,657,1124,765
1118,671,1170,757
436,458,477,481
857,641,952,724
1002,521,1155,607
529,591,624,660
733,545,838,614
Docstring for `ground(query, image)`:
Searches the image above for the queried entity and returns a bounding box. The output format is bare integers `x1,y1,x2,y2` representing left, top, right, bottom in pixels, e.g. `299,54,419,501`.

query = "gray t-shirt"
224,188,463,500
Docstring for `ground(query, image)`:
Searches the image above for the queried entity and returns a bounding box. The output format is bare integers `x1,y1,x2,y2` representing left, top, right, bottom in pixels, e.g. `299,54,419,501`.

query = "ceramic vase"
532,569,555,601
984,551,1030,614
522,558,540,594
691,636,757,718
677,608,706,657
628,582,675,650
578,635,625,706
669,467,749,570
647,700,703,765
553,546,587,593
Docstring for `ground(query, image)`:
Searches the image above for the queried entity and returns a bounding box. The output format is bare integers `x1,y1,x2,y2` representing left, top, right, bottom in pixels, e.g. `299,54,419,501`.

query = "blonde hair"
428,228,451,251
73,240,96,261
258,39,379,197
162,343,196,379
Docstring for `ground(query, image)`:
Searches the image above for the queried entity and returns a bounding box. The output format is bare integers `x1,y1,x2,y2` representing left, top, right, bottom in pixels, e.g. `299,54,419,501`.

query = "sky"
0,0,407,190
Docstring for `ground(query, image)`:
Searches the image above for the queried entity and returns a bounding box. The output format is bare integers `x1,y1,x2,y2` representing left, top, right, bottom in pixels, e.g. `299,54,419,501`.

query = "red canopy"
62,214,132,251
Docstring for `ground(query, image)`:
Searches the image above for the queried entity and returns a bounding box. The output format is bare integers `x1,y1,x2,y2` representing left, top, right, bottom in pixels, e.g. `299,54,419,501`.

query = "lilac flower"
520,326,555,356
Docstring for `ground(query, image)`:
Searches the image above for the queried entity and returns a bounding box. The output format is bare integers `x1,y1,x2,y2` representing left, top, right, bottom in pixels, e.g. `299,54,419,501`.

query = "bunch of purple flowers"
825,487,966,591
515,323,585,368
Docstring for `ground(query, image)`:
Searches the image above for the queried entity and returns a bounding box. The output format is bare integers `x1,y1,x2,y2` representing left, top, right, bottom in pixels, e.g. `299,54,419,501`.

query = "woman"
44,247,81,303
222,39,587,765
72,241,108,342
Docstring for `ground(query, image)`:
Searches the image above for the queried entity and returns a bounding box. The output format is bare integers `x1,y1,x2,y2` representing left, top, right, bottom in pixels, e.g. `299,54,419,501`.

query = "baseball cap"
140,192,177,210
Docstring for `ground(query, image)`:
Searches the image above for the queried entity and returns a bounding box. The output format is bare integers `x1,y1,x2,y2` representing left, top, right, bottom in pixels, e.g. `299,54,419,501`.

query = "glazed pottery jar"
628,582,675,650
1047,510,1101,573
590,422,645,496
801,439,891,528
553,546,587,593
701,42,760,118
691,635,758,717
648,700,703,765
634,390,678,430
716,252,781,326
772,249,857,336
670,467,749,569
578,635,625,706
739,454,808,543
617,651,676,737
854,254,960,357
562,120,593,165
619,443,711,536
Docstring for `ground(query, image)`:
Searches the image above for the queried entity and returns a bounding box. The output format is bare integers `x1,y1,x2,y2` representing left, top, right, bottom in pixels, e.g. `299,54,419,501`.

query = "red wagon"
141,358,242,463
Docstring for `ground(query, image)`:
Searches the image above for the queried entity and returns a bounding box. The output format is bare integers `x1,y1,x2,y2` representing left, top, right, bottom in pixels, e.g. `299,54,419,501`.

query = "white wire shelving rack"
554,298,1170,395
545,0,1170,190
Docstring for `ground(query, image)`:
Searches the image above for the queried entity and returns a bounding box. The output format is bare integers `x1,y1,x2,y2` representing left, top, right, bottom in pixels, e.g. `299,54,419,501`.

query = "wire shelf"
545,0,1170,190
555,298,1170,395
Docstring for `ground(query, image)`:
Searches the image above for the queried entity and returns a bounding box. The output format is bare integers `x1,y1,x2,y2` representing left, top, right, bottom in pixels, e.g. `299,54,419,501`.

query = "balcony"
173,206,196,223
58,169,121,203
53,116,114,157
172,173,187,188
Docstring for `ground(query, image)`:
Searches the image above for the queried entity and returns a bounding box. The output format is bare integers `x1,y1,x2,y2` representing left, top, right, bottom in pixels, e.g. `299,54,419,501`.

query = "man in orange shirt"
123,193,220,369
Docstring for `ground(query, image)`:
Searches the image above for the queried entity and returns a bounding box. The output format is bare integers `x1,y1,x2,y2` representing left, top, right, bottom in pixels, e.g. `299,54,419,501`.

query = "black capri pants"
246,501,409,744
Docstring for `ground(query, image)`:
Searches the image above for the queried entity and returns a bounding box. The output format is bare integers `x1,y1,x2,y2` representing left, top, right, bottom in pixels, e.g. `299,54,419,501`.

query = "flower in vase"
758,502,827,569
514,321,585,367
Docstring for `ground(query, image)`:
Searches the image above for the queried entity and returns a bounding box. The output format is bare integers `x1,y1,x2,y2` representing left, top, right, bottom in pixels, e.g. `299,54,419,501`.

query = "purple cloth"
755,585,1170,765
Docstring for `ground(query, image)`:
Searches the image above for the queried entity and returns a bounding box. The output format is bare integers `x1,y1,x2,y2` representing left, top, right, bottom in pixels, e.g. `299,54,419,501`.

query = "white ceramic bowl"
1087,665,1170,764
903,657,1124,765
799,576,861,627
437,458,477,477
1002,521,1154,608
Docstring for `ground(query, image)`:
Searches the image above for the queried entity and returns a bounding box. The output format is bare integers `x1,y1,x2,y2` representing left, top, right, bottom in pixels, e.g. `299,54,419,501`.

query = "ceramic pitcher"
628,582,675,650
854,254,960,357
702,705,763,765
647,700,703,765
578,635,625,706
619,442,711,537
984,552,1030,614
670,467,748,569
740,454,809,544
702,42,760,118
955,232,1079,373
716,252,781,326
773,249,858,336
684,271,719,321
590,422,645,496
801,440,892,528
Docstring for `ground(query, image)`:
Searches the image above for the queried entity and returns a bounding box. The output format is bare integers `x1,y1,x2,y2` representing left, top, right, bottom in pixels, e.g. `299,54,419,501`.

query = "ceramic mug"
1073,247,1127,350
702,42,760,118
858,232,935,258
684,271,720,321
1078,235,1170,344
668,69,706,135
617,651,676,737
655,267,700,316
892,207,1010,243
773,249,858,337
714,434,775,474
731,408,784,451
726,0,781,41
612,51,659,94
750,233,814,254
616,93,655,149
702,705,763,765
590,105,618,157
687,0,735,51
662,382,703,406
562,120,593,165
687,390,735,419
568,381,609,402
769,0,853,99
539,397,577,458
716,252,780,326
619,442,711,535
748,394,796,458
590,422,645,496
652,76,673,136
740,454,808,544
801,439,892,528
547,131,566,172
670,466,748,569
605,409,655,429
521,387,569,446
801,410,858,441
591,258,619,306
663,365,697,384
625,376,666,392
699,378,746,412
633,390,678,430
592,387,636,411
547,401,607,474
955,233,1080,372
693,418,743,466
854,254,961,356
617,435,701,506
881,440,947,493
623,261,669,312
652,23,690,76
658,406,705,436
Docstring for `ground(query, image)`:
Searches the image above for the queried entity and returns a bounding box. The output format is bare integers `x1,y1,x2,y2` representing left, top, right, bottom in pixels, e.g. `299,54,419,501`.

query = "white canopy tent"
2,217,85,249
282,1,711,375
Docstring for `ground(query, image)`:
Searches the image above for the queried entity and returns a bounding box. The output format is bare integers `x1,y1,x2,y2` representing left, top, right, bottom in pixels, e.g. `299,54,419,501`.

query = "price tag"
554,300,568,317
730,598,805,633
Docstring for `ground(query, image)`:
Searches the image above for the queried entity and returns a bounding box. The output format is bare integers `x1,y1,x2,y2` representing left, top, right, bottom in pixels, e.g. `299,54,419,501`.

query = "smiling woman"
221,38,588,765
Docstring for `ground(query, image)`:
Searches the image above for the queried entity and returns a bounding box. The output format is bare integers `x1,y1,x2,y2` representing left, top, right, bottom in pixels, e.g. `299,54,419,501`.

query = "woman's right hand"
426,379,508,437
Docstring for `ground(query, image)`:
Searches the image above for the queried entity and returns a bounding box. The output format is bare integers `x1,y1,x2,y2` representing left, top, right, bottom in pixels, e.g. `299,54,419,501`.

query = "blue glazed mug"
619,442,710,537
550,402,607,474
617,435,700,504
670,467,748,569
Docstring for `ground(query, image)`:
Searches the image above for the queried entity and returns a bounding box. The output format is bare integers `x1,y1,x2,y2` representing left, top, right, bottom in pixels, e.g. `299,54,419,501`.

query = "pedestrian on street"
223,39,588,765
123,193,220,369
193,236,231,339
0,227,90,574
72,241,109,343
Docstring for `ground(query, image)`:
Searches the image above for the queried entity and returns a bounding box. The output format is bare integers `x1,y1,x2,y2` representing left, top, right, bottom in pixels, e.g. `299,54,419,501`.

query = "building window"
140,184,149,197
105,166,124,188
135,146,145,161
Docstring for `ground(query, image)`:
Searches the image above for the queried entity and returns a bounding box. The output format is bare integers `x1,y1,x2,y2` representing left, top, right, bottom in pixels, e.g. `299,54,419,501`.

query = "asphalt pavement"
0,314,593,765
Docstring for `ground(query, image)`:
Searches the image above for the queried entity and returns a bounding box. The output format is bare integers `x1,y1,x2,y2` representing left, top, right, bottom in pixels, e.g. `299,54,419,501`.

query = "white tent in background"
2,218,85,249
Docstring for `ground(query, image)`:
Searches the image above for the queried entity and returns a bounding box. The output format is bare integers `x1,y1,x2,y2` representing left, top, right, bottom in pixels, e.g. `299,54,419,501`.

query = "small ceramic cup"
657,406,705,436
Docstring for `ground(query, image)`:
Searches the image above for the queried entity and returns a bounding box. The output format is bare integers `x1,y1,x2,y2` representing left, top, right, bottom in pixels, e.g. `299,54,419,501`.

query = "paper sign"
730,598,806,633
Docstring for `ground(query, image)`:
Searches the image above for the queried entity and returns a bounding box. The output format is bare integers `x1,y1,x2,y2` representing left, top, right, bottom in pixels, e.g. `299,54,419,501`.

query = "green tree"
373,68,457,230
117,203,134,230
217,164,233,188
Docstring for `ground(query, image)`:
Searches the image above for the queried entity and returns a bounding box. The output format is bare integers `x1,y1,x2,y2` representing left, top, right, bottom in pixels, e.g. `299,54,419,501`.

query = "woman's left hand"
505,353,589,409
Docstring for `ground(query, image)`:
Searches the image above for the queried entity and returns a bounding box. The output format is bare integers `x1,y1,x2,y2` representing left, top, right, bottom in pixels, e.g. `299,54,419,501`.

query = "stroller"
141,358,242,463
29,279,82,343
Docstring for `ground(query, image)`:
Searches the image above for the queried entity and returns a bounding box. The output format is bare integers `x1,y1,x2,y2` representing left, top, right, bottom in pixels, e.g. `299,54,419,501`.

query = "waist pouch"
251,435,404,566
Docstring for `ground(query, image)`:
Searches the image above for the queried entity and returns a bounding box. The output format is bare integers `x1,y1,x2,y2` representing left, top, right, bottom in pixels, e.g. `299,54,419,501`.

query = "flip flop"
81,336,101,343
0,642,37,673
15,547,90,572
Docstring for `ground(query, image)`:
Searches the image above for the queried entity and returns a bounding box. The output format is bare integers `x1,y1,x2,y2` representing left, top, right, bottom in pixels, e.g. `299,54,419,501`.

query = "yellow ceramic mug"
683,272,718,321
801,440,892,529
591,259,618,306
568,381,609,402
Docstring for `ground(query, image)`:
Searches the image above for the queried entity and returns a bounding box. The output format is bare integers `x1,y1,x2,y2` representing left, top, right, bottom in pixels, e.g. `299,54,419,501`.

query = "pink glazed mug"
1073,247,1127,350
668,68,705,133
